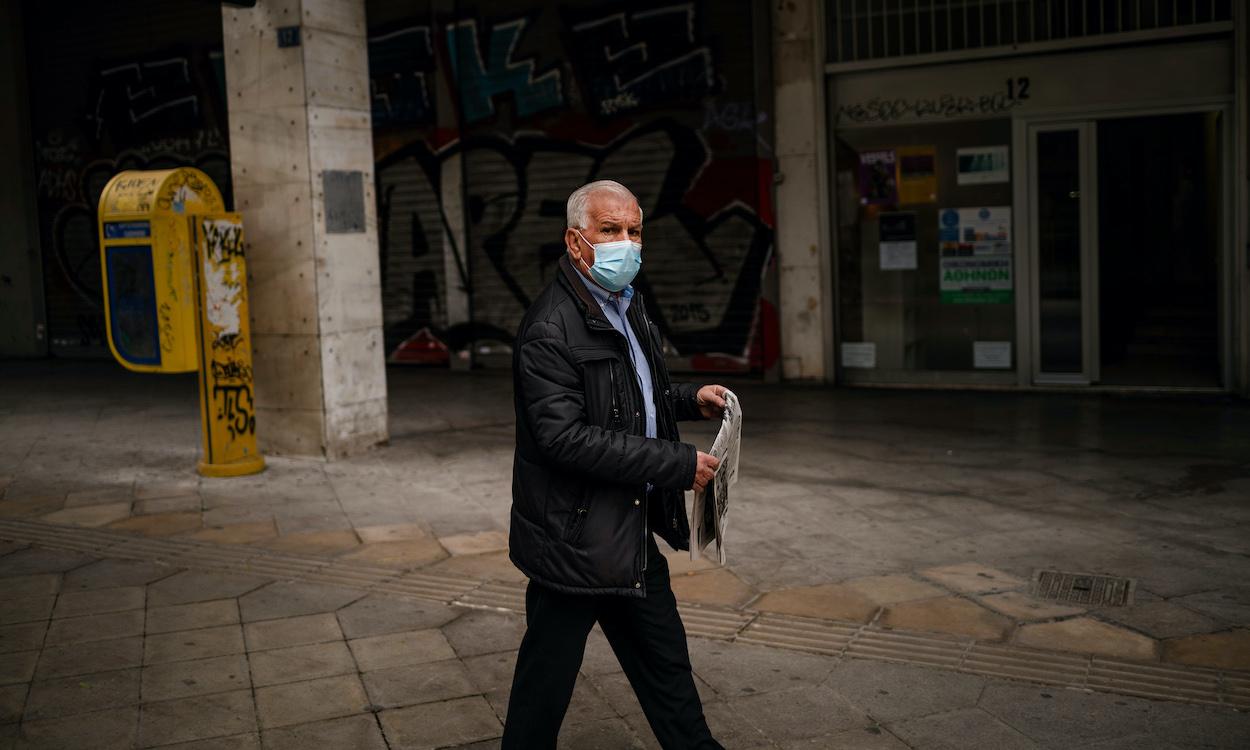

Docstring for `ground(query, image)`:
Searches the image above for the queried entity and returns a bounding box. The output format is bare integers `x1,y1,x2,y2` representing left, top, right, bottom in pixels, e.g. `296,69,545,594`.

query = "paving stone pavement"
0,542,1247,749
5,364,1250,674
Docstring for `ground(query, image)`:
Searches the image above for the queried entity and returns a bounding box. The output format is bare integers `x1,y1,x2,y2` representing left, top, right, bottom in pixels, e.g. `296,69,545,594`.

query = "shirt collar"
575,270,633,307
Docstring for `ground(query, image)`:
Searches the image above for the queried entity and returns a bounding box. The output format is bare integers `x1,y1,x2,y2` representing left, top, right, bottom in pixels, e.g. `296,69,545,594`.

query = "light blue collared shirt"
576,273,657,441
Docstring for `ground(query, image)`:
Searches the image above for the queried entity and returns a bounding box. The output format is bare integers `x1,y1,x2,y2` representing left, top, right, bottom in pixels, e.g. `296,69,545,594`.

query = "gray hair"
565,180,643,229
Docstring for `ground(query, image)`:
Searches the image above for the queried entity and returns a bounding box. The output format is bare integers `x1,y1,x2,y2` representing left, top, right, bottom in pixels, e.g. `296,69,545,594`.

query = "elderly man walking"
502,180,728,749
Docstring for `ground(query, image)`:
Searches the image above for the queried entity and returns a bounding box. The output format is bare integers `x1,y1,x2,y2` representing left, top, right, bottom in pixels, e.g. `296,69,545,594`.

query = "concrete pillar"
222,0,388,458
0,0,47,358
772,0,833,381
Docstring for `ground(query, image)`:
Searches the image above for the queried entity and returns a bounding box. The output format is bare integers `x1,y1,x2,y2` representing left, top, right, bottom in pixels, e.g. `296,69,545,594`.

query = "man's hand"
695,384,729,420
690,451,720,496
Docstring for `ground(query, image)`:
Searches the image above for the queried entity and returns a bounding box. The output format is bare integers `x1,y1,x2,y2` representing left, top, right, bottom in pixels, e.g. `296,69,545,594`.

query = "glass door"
1029,123,1098,384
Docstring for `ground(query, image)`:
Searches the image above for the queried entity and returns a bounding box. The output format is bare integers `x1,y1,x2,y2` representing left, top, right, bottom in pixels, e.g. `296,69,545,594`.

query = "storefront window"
833,118,1015,379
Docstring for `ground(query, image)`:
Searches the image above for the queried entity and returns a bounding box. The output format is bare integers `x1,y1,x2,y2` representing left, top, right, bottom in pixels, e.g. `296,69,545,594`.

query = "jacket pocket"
563,488,591,543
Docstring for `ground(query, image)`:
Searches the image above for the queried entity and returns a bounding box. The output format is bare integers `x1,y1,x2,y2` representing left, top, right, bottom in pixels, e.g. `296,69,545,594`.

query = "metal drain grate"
1032,570,1135,607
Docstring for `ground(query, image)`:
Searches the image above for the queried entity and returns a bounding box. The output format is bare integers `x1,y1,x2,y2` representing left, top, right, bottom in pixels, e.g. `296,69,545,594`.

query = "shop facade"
823,2,1245,392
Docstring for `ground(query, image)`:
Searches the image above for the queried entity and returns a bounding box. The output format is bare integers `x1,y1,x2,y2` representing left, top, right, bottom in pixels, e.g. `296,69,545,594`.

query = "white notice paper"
841,342,877,369
974,341,1012,369
880,241,917,270
691,391,741,565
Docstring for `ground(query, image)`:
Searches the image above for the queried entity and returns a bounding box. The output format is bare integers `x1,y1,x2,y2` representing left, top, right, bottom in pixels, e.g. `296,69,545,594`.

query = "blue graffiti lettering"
445,18,563,122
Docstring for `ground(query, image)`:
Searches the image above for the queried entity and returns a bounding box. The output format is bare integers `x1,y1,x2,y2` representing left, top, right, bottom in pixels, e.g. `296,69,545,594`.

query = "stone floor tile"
1096,600,1223,640
424,551,527,584
51,585,145,619
437,530,509,556
141,653,251,701
34,636,144,680
557,716,646,749
978,683,1166,748
1165,589,1250,626
63,487,132,508
821,659,987,723
918,563,1028,595
355,523,430,544
348,629,456,671
843,574,947,606
146,599,239,634
40,502,132,528
133,495,202,516
0,683,22,724
335,595,460,639
133,479,199,501
778,726,911,749
23,668,139,720
881,596,1014,641
0,495,65,519
1161,628,1250,670
751,583,879,622
138,689,256,746
1014,617,1157,661
261,714,387,750
379,695,502,749
0,622,46,655
254,674,370,729
0,596,54,626
362,658,479,709
686,640,837,699
249,641,356,687
888,707,1041,749
257,530,361,556
62,559,174,591
0,574,60,600
730,686,869,742
441,610,524,659
0,548,95,578
339,539,448,568
243,612,343,651
460,651,518,695
978,591,1088,621
146,570,269,607
144,625,245,665
189,521,278,545
669,568,756,608
107,511,202,537
45,610,144,646
238,581,363,623
150,733,260,750
0,650,37,685
15,705,139,749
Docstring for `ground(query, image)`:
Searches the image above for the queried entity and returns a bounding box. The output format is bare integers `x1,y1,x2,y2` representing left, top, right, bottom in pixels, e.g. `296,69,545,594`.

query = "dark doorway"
1096,112,1222,387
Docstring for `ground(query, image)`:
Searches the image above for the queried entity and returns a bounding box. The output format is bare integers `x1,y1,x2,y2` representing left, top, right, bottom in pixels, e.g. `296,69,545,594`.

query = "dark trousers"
501,533,723,750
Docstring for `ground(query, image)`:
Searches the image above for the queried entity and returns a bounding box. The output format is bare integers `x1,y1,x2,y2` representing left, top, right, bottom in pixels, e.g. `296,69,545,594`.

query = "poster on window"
858,150,897,205
878,211,917,270
938,207,1013,304
956,146,1010,185
896,146,938,203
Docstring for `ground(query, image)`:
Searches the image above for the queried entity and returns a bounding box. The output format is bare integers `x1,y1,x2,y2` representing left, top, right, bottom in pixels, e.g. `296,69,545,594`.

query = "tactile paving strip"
1,518,1246,709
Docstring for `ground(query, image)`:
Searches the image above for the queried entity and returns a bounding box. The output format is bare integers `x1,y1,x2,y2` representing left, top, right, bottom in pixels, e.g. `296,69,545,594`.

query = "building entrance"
1029,110,1224,387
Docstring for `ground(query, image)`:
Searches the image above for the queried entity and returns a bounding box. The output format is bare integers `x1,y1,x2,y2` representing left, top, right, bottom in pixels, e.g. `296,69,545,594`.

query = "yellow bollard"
97,168,265,477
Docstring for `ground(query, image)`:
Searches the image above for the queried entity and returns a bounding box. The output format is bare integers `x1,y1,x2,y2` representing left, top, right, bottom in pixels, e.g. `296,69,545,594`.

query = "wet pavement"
2,360,1250,746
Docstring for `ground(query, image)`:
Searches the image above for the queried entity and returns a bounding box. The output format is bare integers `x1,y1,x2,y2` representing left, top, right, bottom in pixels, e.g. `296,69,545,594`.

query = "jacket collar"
558,254,611,325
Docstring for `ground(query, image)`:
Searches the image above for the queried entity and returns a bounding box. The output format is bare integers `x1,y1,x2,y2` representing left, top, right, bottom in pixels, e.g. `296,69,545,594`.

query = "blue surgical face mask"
576,230,642,292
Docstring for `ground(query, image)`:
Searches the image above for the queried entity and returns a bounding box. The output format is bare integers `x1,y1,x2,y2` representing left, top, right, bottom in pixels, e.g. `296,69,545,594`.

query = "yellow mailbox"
98,168,265,477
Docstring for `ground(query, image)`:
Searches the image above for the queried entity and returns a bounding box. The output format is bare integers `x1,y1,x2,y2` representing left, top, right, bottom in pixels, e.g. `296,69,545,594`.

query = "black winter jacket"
508,255,706,598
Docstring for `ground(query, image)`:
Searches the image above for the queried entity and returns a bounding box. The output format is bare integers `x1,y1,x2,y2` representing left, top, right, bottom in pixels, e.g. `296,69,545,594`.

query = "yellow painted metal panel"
192,213,264,477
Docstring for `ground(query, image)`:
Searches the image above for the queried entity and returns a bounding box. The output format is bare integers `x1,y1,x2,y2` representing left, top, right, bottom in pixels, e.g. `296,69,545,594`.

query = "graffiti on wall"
33,44,229,353
566,3,717,116
372,1,774,369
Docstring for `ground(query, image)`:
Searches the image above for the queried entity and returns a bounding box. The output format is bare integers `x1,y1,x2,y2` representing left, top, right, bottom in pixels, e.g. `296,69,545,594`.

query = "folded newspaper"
690,390,741,564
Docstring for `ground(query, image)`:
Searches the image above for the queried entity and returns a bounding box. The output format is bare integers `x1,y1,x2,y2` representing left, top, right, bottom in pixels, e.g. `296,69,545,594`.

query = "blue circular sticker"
941,209,959,227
